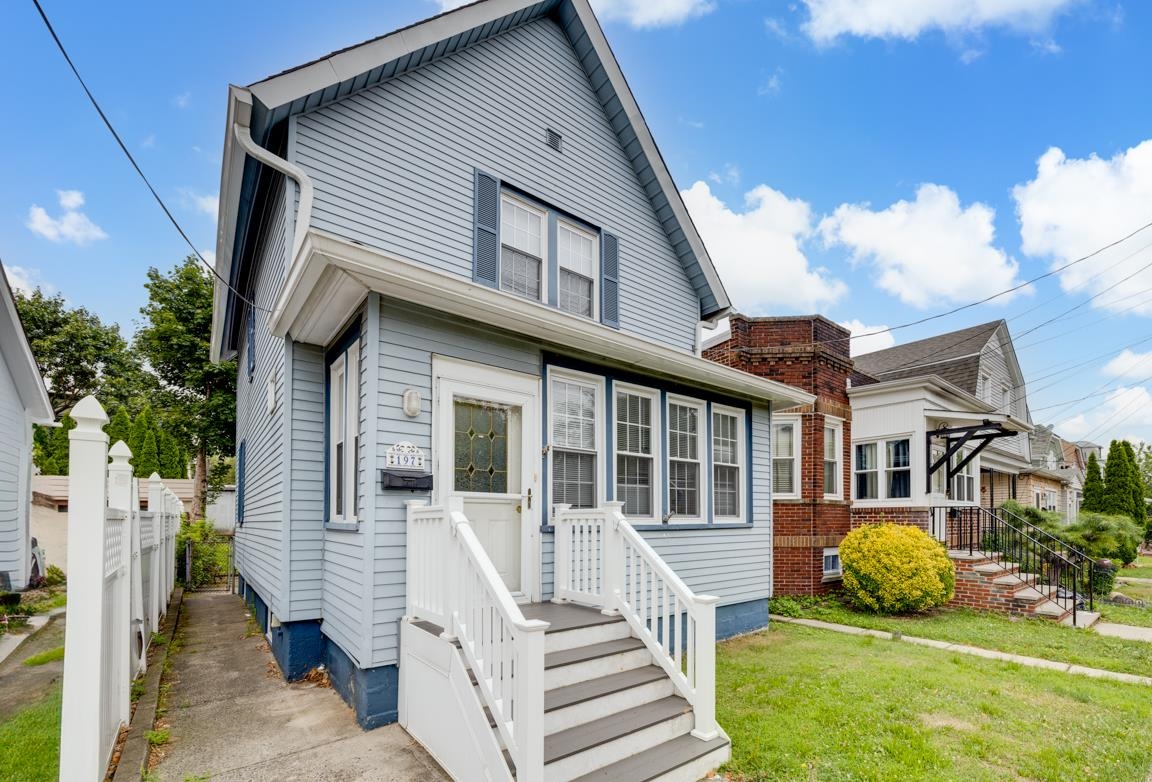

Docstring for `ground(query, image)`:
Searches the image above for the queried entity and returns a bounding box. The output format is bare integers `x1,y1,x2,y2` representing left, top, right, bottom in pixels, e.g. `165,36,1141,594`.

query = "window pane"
855,442,875,470
887,468,911,499
669,460,698,516
887,439,910,469
824,427,836,461
554,451,596,508
617,454,652,517
501,199,542,256
714,464,739,517
552,380,596,450
616,392,651,455
558,224,595,277
713,412,739,465
454,401,509,493
855,471,877,500
824,461,836,495
773,424,794,458
558,268,593,317
335,442,344,516
668,404,698,461
500,246,541,300
773,459,794,494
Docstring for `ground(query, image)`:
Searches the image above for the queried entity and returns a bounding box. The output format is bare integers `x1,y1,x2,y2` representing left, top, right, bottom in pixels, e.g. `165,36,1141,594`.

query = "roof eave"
0,264,53,422
210,86,253,364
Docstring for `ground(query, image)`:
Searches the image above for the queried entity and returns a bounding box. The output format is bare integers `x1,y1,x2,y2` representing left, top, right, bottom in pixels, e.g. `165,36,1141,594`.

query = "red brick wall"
705,315,854,595
850,506,931,532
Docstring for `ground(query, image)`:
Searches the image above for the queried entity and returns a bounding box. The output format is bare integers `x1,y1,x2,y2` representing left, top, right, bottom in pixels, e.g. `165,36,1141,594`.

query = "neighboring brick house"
704,314,852,595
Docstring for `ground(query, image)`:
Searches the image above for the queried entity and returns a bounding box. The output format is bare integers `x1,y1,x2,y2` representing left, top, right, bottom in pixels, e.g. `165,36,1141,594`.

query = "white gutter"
209,86,315,363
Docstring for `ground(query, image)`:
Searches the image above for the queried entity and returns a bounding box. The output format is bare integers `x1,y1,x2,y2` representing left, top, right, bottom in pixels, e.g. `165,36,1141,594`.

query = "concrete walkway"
151,592,449,782
770,615,1152,686
1118,576,1152,585
1095,621,1152,642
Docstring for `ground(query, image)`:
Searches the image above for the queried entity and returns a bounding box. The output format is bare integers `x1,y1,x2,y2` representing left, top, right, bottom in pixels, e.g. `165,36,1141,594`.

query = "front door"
433,357,540,602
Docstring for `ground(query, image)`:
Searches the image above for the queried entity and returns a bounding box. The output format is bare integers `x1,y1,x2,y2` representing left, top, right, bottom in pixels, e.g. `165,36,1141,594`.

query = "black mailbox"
380,470,434,492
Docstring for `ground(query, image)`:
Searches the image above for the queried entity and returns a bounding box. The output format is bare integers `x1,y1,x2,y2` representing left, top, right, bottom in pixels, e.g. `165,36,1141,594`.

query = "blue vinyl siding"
292,17,701,352
0,353,30,590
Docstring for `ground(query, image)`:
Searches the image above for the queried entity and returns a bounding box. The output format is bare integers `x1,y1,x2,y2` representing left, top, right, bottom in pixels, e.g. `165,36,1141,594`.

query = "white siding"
0,353,30,589
292,18,701,353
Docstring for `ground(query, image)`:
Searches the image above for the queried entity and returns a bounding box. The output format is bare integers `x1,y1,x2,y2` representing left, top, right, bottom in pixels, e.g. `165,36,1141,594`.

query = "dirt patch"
0,615,66,720
919,713,977,732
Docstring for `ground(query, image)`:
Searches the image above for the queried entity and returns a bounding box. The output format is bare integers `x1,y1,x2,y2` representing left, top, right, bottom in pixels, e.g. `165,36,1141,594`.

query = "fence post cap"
69,395,108,429
149,472,162,482
109,440,133,463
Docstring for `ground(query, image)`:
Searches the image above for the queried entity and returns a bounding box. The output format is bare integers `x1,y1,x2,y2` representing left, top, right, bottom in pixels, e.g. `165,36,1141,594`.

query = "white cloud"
758,68,784,96
141,134,157,149
682,180,847,314
707,164,741,186
433,0,714,27
764,17,791,39
1014,140,1152,315
838,319,897,356
181,189,219,217
802,0,1080,43
1102,349,1152,381
25,190,107,246
172,92,191,109
1058,385,1152,442
819,183,1022,308
960,48,985,64
4,265,55,296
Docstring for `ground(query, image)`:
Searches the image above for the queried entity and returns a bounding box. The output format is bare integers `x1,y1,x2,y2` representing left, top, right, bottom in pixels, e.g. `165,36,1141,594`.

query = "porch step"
546,666,669,713
1032,599,1069,619
1011,587,1046,604
545,638,650,689
545,666,674,734
566,734,731,782
1060,610,1101,629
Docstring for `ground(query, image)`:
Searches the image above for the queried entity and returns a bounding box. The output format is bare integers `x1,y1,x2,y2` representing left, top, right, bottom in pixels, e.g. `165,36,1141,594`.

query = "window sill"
540,521,754,534
821,573,843,583
325,521,360,532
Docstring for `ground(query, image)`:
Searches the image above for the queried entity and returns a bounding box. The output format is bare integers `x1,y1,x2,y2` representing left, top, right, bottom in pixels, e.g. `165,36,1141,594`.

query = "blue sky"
2,0,1151,445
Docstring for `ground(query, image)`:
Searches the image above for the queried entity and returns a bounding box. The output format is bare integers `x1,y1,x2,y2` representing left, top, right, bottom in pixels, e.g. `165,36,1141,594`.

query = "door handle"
526,488,533,510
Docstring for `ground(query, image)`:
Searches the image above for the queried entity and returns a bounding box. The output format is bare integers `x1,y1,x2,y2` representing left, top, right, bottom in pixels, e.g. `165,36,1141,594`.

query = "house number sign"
385,441,427,471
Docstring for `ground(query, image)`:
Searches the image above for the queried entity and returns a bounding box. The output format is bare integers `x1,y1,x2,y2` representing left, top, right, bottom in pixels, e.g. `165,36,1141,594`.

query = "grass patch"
17,586,67,616
719,624,1152,781
0,683,61,782
1121,555,1152,579
146,728,170,746
21,645,64,667
1114,580,1152,602
1100,603,1152,628
772,594,1152,678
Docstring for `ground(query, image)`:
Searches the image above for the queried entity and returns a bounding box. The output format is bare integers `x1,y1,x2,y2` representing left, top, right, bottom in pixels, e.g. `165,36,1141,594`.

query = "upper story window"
500,195,545,301
558,222,598,319
615,385,658,520
978,373,991,401
667,397,705,520
1001,385,1012,413
550,372,602,509
824,421,842,499
712,406,746,520
772,419,799,498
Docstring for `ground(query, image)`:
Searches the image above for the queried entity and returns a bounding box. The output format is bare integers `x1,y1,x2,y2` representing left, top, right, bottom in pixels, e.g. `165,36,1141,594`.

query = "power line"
30,0,268,313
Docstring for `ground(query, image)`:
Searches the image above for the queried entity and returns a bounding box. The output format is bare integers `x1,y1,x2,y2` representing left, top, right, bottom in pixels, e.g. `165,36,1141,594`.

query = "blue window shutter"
474,170,501,287
601,232,620,328
237,440,247,525
246,308,256,381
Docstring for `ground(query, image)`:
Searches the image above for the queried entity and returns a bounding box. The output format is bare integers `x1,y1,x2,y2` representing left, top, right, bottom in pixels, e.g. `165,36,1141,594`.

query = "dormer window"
499,195,545,301
557,222,598,319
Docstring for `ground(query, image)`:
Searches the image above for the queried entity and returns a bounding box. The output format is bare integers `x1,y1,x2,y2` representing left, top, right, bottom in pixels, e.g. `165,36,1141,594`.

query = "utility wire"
31,0,268,313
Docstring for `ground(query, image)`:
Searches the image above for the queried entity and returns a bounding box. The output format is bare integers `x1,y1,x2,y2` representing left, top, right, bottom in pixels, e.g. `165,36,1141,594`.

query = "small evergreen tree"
129,404,154,457
1082,452,1104,513
135,430,161,478
1122,440,1148,529
32,417,75,475
1102,440,1137,519
158,430,181,479
105,407,132,450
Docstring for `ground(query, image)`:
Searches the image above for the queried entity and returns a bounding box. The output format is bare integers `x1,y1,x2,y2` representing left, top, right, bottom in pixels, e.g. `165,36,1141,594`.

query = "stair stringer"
398,619,514,782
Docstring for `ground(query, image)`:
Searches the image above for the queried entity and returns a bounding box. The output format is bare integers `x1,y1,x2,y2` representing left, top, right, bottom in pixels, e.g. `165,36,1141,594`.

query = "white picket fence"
59,396,182,782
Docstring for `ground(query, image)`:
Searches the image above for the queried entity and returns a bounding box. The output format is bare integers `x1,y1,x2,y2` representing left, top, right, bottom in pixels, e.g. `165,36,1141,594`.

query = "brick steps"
948,551,1074,624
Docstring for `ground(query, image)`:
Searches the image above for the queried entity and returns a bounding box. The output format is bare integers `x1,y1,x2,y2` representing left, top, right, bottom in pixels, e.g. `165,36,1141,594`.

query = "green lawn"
1122,555,1152,580
1114,580,1152,602
0,683,61,782
771,595,1152,678
719,624,1152,782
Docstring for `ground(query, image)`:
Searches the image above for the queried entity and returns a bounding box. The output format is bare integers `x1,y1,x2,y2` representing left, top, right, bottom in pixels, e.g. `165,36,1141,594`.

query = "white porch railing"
553,502,720,740
59,396,181,782
406,498,549,781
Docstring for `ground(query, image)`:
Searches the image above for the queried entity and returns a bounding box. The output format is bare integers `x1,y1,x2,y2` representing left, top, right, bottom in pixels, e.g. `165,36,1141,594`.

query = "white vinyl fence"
59,396,182,782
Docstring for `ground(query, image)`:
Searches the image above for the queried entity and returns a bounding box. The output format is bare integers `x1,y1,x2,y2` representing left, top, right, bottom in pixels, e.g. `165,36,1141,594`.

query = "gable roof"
214,0,730,358
852,321,1004,392
0,263,53,423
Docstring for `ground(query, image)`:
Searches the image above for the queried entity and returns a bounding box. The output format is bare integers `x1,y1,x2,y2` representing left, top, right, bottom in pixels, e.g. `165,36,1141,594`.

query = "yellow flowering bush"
840,523,955,614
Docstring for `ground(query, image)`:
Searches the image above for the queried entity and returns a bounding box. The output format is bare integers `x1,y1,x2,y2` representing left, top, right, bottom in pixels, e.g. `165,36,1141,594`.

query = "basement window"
823,547,842,580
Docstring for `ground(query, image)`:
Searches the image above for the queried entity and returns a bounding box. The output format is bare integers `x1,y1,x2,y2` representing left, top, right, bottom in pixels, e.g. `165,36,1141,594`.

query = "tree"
13,288,149,417
158,430,182,479
135,257,237,518
1082,452,1104,513
106,407,132,449
129,405,155,458
1102,440,1138,519
32,416,74,475
135,430,161,479
1121,440,1147,529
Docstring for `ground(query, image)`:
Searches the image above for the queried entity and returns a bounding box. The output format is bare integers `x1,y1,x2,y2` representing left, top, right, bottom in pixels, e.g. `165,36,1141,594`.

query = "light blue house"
0,263,54,591
210,1,810,778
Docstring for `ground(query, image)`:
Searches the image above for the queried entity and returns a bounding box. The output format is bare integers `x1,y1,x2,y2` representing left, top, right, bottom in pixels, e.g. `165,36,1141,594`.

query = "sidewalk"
151,591,449,782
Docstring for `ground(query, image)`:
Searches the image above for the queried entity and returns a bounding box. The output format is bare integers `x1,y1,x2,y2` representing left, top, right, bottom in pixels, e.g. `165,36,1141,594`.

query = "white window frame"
556,219,599,321
853,434,915,502
547,368,605,512
952,455,976,502
853,441,879,501
823,418,843,500
978,373,991,402
711,404,747,522
666,395,707,523
499,192,548,304
822,547,842,579
1001,385,1012,413
772,415,801,500
929,445,948,496
884,437,913,500
328,344,360,525
613,382,661,522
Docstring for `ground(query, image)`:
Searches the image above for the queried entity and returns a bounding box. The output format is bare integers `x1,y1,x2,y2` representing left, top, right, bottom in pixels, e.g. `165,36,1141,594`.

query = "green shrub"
43,565,66,587
768,596,819,618
1092,560,1117,597
1065,513,1142,566
1000,500,1063,534
175,519,230,589
840,523,955,614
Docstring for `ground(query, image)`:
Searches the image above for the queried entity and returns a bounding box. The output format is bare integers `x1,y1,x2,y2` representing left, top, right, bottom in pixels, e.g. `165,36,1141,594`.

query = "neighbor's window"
823,422,841,498
328,342,360,524
953,456,975,502
557,222,598,318
500,195,545,301
823,547,842,578
615,386,658,519
667,398,705,519
854,442,878,500
712,406,745,519
772,420,799,497
1001,385,1012,412
551,374,599,509
886,439,911,499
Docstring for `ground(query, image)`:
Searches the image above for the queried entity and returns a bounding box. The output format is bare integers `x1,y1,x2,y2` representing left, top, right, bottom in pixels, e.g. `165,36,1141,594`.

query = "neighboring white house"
0,262,54,590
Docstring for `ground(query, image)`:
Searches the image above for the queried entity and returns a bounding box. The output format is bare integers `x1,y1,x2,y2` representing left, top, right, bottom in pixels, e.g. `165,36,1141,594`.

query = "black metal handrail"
931,505,1095,625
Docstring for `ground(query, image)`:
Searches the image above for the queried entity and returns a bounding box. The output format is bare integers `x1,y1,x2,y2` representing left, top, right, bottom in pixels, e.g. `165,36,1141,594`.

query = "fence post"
59,396,110,782
600,502,625,615
129,473,145,675
148,476,163,627
107,442,133,726
690,594,721,741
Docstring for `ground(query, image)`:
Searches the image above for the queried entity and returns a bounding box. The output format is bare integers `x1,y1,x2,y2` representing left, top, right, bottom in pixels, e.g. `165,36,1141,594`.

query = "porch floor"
521,601,620,632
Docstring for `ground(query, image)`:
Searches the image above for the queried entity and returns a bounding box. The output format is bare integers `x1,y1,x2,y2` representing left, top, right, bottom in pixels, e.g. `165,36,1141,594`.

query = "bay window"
854,442,878,500
886,439,911,499
855,438,912,500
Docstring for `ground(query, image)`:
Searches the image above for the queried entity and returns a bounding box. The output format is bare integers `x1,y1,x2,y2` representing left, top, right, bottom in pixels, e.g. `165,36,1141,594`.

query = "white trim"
710,403,746,523
612,382,661,523
823,418,843,500
853,434,914,504
546,367,607,512
272,231,813,408
771,415,800,500
666,394,707,524
0,263,53,422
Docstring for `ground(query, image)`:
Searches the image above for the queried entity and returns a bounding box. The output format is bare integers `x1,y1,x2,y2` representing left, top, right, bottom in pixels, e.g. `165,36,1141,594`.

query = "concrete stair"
948,551,1097,627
